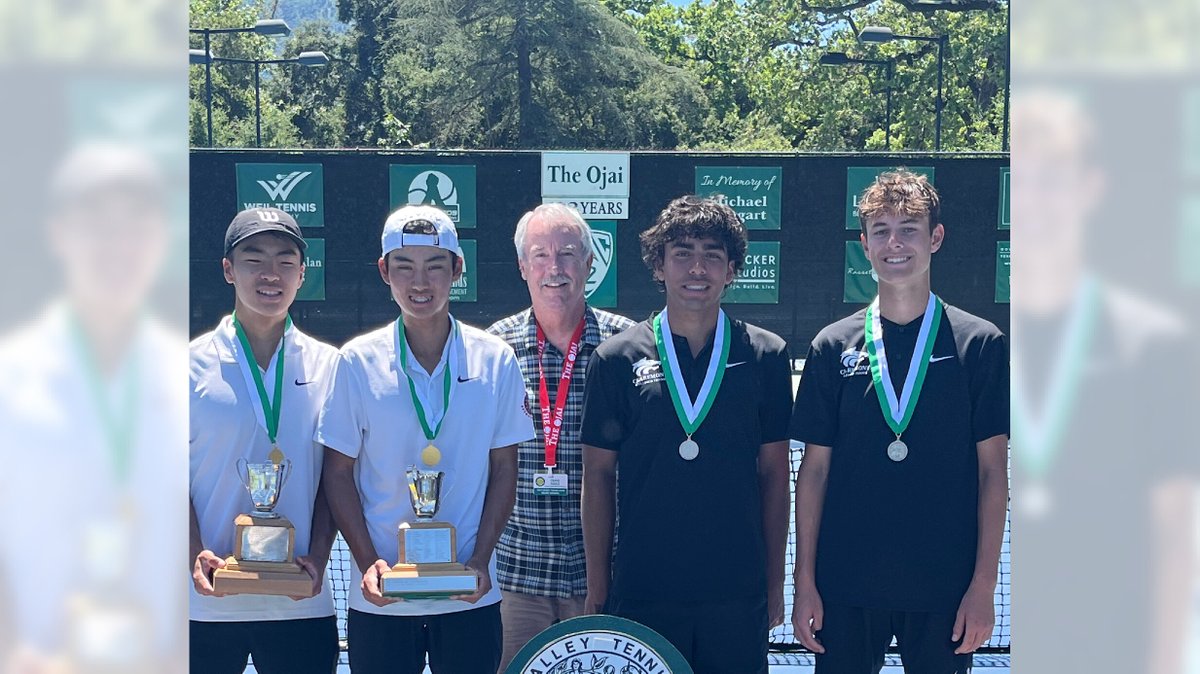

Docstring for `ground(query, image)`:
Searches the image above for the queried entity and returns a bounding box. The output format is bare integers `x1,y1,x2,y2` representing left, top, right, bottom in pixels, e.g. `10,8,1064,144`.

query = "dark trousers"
189,616,338,674
814,604,973,674
608,595,768,674
347,603,502,674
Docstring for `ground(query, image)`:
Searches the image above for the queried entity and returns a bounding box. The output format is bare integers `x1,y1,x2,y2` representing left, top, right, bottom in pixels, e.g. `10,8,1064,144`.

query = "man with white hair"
487,203,634,671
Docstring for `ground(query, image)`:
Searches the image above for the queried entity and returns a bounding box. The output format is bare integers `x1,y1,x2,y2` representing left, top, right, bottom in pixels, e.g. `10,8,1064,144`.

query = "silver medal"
1022,481,1052,518
679,438,700,461
887,439,908,462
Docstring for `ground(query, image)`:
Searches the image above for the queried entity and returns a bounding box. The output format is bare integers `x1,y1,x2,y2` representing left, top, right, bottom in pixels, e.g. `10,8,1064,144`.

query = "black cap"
223,207,307,257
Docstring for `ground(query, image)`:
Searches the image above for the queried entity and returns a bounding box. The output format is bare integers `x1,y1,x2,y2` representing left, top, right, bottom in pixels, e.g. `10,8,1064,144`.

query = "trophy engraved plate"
381,466,479,598
238,517,295,563
399,522,454,564
212,458,313,597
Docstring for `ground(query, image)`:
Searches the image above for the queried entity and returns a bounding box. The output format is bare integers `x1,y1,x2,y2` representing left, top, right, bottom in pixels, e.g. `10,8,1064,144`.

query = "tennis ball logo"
408,170,460,222
535,476,546,487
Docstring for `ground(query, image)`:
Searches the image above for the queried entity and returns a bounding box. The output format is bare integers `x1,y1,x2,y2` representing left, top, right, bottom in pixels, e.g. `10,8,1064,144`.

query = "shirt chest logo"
631,357,665,387
840,348,870,378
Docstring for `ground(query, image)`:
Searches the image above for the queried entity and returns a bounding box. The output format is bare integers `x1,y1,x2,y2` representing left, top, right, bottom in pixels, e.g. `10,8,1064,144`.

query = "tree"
189,0,1008,151
370,0,710,149
606,0,1008,151
189,0,299,147
263,21,357,148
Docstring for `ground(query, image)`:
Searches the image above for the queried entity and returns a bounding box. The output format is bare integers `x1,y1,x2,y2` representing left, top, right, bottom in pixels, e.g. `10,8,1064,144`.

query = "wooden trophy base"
381,562,478,599
212,557,314,597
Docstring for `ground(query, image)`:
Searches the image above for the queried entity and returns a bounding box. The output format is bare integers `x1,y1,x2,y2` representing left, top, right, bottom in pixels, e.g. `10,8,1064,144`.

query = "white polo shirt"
0,302,187,656
316,316,534,617
189,315,338,621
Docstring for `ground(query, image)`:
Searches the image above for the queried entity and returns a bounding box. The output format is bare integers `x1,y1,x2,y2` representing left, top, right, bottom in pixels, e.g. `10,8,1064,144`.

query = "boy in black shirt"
791,170,1009,674
581,196,793,674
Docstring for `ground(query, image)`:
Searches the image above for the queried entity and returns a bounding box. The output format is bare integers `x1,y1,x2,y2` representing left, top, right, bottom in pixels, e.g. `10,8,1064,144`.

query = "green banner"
996,240,1011,303
1188,90,1200,180
389,165,477,228
725,242,780,304
450,240,477,303
694,166,782,230
844,240,877,303
297,238,325,301
1182,197,1200,287
998,167,1011,230
585,220,618,308
845,166,935,230
236,163,325,228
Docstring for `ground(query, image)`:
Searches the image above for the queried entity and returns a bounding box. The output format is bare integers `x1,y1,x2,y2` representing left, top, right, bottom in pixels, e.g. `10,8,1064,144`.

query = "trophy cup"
211,458,314,597
380,466,479,598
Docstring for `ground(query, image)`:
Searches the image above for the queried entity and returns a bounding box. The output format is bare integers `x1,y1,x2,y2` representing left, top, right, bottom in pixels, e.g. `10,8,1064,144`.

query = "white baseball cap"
381,205,464,269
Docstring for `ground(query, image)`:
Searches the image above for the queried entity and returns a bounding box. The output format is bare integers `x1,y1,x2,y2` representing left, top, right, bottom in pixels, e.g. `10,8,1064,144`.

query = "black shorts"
189,615,338,674
814,604,973,674
346,603,502,674
608,594,768,674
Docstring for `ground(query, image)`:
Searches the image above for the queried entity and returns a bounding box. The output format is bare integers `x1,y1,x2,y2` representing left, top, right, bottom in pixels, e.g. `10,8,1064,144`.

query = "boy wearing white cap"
317,204,534,673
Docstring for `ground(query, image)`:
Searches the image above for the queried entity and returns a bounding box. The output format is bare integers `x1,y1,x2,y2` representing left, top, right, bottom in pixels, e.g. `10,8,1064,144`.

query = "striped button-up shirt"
487,306,635,597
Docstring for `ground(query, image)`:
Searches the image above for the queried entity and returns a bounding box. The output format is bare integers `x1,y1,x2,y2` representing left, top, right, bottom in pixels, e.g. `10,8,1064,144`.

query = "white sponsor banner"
541,151,630,197
541,197,628,220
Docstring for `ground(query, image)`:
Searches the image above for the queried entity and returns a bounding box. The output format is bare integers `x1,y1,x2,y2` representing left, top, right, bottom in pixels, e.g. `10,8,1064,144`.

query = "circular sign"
505,615,693,674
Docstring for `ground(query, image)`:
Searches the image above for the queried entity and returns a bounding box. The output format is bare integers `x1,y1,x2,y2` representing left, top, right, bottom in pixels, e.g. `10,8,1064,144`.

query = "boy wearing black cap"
189,207,339,673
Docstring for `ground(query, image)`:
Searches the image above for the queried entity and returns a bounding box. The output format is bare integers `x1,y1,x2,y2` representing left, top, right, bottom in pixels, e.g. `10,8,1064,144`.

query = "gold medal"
269,446,285,465
421,444,442,466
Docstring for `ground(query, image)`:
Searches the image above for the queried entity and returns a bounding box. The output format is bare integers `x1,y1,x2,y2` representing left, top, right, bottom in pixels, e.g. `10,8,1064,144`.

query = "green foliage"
189,0,1009,151
189,0,300,147
367,0,711,149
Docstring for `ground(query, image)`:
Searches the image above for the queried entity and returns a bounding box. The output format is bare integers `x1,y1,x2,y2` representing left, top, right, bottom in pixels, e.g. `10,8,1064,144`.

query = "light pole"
819,51,895,150
859,26,947,151
189,19,291,147
211,51,330,147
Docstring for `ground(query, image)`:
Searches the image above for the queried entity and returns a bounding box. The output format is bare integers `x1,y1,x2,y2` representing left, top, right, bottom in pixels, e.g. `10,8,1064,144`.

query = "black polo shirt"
580,315,793,602
791,302,1009,612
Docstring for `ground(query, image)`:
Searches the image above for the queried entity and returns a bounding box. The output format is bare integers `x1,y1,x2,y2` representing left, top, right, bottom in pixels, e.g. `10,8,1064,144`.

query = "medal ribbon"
68,313,139,484
536,318,586,469
864,293,943,437
396,317,455,443
1011,278,1099,478
653,308,731,437
232,311,289,446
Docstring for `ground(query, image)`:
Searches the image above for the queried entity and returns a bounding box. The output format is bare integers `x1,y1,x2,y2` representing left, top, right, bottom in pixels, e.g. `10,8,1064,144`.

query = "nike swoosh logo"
726,361,747,369
457,376,477,383
294,379,315,386
929,355,955,363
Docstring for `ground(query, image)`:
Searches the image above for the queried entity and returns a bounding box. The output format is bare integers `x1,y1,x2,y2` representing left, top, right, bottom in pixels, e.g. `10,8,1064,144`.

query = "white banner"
541,151,630,197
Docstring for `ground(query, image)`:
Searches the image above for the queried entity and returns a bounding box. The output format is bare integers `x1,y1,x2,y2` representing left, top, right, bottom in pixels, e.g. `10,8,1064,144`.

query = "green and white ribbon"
396,317,457,443
1011,278,1098,479
865,293,943,437
69,312,139,485
653,308,731,436
232,311,290,446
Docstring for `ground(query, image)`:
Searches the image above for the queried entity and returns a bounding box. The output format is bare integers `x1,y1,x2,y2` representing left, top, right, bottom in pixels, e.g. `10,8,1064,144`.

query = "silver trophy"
406,466,443,520
237,458,291,519
213,457,311,595
383,465,476,597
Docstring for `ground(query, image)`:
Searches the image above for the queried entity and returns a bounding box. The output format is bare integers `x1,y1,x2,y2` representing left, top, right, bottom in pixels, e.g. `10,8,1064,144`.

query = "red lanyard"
536,318,586,469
